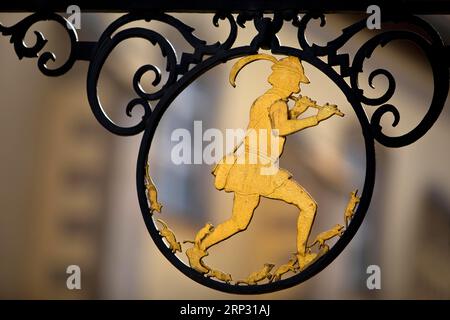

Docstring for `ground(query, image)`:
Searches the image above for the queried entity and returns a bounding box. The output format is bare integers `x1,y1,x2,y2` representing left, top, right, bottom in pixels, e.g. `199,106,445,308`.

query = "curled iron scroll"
86,12,237,136
296,13,449,148
0,12,78,76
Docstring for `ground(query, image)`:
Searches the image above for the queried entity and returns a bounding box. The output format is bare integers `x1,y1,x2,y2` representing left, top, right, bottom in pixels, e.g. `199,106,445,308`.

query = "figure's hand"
290,96,317,118
296,96,317,107
316,103,345,122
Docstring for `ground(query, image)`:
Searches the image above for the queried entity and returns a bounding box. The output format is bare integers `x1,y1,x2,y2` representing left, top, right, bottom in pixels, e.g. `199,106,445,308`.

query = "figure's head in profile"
229,54,309,97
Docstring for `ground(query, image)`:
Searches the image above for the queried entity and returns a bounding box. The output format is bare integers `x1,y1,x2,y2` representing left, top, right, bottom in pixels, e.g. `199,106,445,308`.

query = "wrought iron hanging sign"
1,1,449,294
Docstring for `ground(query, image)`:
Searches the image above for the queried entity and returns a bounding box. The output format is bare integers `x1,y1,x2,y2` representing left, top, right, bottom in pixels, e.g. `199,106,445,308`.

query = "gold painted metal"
183,223,214,246
156,219,182,253
345,190,360,227
185,54,358,281
145,163,162,213
235,263,275,285
270,254,299,282
307,224,345,252
206,269,233,284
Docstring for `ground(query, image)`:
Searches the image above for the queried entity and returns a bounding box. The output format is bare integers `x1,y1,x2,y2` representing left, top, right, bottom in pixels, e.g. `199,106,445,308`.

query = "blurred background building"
0,12,449,299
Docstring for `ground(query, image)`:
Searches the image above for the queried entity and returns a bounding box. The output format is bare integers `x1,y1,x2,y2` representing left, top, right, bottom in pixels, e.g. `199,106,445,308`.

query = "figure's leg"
265,179,318,270
200,193,260,251
186,193,259,273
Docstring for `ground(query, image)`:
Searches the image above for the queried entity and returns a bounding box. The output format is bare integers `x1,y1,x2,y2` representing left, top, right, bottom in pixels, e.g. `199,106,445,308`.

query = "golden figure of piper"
186,54,347,274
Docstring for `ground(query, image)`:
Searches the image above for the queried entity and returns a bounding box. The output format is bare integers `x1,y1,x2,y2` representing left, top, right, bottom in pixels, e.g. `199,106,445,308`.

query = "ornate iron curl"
296,13,449,147
86,12,237,136
0,12,78,76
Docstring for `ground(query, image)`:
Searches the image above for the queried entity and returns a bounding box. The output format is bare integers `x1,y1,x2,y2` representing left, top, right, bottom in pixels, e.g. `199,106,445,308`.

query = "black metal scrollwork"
0,12,78,76
86,12,237,136
296,13,449,148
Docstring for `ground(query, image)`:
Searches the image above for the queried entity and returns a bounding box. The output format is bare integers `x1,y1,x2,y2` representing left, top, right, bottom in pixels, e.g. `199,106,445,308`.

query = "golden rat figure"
308,224,345,251
157,219,182,253
235,263,275,285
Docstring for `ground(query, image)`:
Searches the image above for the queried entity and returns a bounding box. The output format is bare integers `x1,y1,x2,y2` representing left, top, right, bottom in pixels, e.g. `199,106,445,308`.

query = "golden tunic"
212,93,292,196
